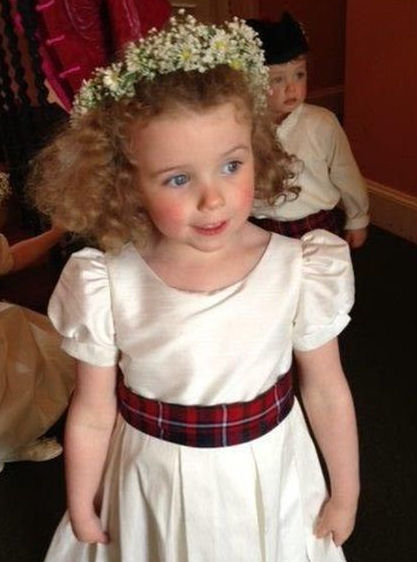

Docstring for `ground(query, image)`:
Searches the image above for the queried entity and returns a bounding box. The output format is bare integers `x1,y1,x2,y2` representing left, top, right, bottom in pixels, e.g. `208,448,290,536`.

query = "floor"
0,225,416,561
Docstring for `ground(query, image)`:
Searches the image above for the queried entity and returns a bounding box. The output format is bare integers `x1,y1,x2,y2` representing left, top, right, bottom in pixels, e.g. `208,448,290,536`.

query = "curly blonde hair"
31,66,297,251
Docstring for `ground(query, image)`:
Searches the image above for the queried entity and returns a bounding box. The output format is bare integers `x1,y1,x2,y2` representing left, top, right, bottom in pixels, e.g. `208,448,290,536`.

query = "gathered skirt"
44,399,346,562
0,302,74,459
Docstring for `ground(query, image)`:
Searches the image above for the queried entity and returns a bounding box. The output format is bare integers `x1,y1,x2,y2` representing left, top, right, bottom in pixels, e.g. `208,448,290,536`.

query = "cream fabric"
0,234,13,275
45,230,353,562
253,103,370,230
0,303,74,459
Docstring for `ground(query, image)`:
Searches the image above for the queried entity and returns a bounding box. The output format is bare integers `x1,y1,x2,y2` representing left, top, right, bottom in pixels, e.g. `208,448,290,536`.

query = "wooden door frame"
229,0,259,18
170,1,260,22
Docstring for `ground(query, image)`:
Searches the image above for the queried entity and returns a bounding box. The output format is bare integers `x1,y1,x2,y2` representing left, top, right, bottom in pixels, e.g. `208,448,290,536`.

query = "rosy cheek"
149,200,185,228
239,182,255,211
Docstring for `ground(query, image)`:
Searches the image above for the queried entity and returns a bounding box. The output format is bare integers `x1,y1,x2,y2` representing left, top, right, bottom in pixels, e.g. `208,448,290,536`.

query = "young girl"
0,172,74,472
247,13,370,248
33,13,359,561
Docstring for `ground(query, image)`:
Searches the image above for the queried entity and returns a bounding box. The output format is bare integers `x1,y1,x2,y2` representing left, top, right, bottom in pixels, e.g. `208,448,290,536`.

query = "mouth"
192,221,228,236
284,98,298,106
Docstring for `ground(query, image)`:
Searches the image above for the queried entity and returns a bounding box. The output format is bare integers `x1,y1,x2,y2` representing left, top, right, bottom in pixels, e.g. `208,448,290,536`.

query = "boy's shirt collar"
276,103,304,134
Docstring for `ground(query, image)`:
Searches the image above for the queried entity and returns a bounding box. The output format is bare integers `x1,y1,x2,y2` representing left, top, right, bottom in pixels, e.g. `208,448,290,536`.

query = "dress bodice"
49,230,354,405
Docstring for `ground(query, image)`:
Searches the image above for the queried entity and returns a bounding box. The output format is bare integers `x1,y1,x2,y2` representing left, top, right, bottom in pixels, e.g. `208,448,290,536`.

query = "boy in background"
248,12,369,248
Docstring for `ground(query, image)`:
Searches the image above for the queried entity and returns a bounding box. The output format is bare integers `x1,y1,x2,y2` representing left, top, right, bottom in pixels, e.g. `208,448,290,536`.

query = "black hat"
247,12,309,65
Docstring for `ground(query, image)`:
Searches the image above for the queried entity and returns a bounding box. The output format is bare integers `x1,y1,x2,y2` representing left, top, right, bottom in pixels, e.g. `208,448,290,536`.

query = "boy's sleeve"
326,115,370,230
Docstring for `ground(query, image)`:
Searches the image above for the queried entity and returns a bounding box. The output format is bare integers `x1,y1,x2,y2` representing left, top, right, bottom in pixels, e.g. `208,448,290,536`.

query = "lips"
193,221,228,236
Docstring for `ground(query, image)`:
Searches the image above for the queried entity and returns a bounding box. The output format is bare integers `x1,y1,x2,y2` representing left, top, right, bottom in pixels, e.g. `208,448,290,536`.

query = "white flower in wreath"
102,64,123,94
209,30,230,56
72,12,270,119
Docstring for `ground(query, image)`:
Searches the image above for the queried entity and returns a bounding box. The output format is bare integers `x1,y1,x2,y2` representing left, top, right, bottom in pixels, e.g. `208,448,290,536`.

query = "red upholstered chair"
36,0,172,111
0,0,170,230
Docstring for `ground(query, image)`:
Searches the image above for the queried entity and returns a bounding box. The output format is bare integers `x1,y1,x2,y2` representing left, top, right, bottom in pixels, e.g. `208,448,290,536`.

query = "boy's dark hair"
247,12,309,65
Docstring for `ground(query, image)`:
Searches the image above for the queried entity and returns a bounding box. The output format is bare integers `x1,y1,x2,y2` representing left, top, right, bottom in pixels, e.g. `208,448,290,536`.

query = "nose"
286,81,296,94
197,182,225,212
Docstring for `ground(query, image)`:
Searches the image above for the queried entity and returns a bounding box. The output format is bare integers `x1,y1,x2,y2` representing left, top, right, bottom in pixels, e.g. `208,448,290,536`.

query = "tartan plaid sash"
250,208,343,238
117,370,293,448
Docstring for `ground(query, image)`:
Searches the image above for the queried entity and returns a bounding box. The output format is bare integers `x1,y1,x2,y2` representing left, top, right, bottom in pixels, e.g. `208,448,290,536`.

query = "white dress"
0,303,75,458
0,235,75,459
45,230,354,562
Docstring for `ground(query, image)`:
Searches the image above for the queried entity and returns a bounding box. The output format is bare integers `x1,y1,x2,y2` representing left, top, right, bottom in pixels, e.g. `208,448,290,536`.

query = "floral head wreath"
0,172,10,204
72,10,270,120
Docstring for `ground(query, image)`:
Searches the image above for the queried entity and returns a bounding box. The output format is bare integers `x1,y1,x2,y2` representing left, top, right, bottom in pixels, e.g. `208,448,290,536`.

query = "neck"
140,223,270,293
275,112,290,125
275,103,303,125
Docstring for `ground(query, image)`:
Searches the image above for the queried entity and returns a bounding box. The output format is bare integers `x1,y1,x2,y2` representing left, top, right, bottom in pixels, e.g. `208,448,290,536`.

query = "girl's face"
268,57,307,123
131,101,255,255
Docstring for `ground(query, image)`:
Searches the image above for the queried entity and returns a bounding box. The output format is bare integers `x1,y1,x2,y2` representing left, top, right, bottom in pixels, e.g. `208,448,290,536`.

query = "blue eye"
222,160,241,175
166,174,189,187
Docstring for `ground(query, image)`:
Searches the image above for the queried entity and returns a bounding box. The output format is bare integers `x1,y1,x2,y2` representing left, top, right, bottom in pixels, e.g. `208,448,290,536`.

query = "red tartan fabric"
250,208,343,238
117,370,294,448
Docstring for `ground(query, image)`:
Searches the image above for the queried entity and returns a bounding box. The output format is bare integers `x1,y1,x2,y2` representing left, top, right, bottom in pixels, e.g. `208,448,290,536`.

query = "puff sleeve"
293,230,354,351
48,248,118,366
0,234,13,275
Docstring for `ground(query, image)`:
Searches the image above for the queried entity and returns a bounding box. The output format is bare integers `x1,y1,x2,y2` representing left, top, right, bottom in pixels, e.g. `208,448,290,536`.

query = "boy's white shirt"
253,103,370,230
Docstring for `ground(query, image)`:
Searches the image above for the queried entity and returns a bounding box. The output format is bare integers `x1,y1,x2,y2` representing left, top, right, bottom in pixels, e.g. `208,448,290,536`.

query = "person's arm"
326,117,370,248
295,337,359,546
343,228,368,249
9,226,65,272
65,360,117,544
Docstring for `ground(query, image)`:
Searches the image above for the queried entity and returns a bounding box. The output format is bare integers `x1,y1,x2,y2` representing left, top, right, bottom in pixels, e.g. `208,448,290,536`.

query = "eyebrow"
151,144,250,178
222,144,250,157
